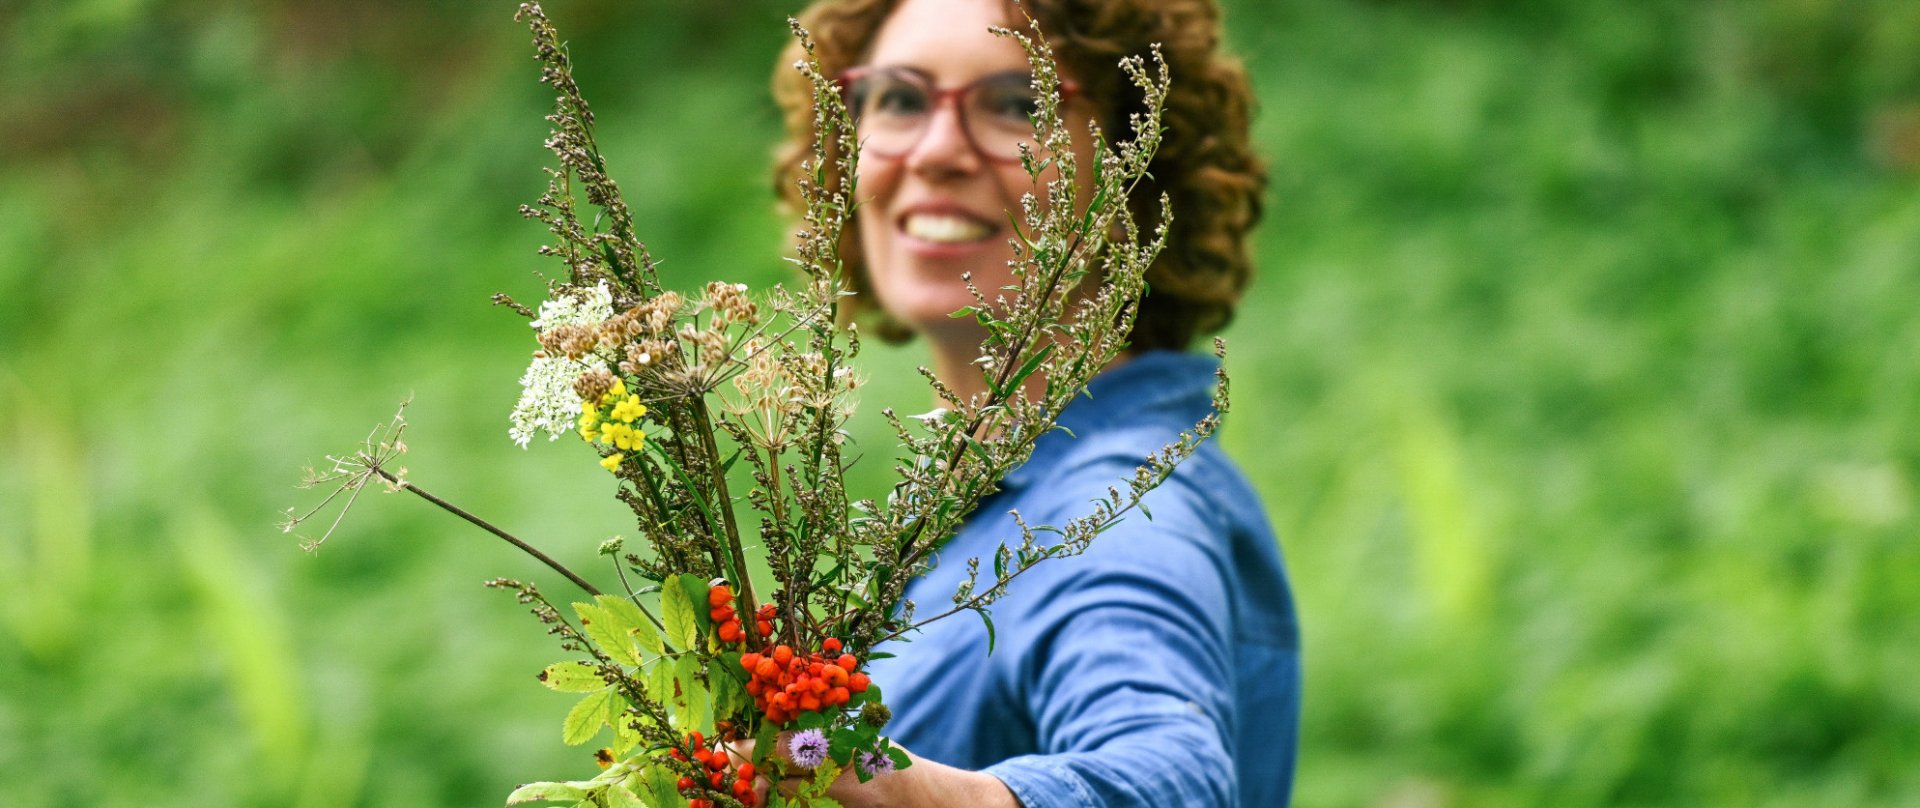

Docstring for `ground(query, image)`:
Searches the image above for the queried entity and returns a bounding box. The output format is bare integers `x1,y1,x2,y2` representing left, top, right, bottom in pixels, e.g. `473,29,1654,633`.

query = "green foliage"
1,0,1915,806
561,689,618,746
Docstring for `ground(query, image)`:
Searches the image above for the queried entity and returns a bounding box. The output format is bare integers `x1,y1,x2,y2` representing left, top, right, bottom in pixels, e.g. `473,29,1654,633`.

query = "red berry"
740,652,763,671
771,645,794,664
678,777,695,791
822,637,843,653
739,763,756,781
849,672,870,693
836,654,858,672
708,586,732,607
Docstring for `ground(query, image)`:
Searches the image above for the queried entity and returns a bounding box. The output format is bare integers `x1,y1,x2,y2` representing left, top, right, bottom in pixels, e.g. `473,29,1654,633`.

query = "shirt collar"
999,350,1222,492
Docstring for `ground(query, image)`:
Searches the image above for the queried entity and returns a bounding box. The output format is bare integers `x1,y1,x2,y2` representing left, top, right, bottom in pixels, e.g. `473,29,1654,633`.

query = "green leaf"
613,708,648,756
1004,343,1055,397
752,716,780,768
600,594,664,656
563,688,617,746
506,781,590,805
676,574,714,638
574,602,641,666
644,763,686,808
539,661,608,694
660,577,700,651
709,657,747,718
978,609,997,655
645,656,675,705
601,785,646,808
671,652,711,733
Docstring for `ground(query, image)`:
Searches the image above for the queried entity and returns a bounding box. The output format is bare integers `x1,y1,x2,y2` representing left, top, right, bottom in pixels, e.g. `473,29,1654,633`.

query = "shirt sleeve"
980,466,1240,808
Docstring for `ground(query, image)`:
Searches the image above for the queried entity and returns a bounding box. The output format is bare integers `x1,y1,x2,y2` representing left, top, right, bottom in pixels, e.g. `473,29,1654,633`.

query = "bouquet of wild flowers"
285,4,1226,807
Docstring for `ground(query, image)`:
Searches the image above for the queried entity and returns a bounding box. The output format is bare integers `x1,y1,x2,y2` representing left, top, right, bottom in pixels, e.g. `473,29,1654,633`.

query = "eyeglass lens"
849,70,1044,161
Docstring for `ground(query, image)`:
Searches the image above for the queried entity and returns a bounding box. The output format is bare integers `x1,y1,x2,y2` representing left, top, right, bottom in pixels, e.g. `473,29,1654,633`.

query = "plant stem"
369,467,602,597
689,400,758,629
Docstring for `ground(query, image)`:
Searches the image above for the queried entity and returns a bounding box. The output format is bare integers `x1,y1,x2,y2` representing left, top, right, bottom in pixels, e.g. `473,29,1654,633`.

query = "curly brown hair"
772,0,1264,352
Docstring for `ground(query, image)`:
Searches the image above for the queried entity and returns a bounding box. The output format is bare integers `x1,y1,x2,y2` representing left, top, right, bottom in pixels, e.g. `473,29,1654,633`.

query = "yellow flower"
581,399,600,417
578,420,599,442
600,377,628,406
611,395,647,424
600,453,623,472
599,422,629,447
616,425,644,451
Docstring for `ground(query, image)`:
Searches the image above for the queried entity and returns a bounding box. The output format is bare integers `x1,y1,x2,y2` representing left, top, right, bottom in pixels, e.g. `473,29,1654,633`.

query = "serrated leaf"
645,656,675,706
574,602,641,666
613,709,646,757
676,574,713,638
563,688,616,746
644,764,685,808
660,576,700,651
597,594,664,656
670,652,710,733
539,661,608,693
752,716,779,768
506,781,590,805
601,786,646,808
708,658,747,718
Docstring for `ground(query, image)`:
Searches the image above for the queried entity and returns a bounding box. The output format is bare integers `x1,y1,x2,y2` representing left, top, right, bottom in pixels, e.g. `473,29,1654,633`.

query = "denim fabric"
866,351,1301,808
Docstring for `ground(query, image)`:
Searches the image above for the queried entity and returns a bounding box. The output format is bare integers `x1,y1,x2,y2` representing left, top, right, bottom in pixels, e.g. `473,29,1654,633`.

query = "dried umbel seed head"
538,323,600,361
633,291,684,335
619,343,655,375
598,309,645,349
703,280,759,326
574,367,615,402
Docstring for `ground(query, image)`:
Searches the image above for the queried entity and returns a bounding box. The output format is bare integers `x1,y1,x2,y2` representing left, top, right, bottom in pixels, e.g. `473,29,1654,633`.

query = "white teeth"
903,214,991,243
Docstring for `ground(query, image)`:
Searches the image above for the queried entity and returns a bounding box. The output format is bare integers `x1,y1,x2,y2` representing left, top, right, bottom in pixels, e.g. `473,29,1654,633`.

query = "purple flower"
857,749,897,778
786,728,828,769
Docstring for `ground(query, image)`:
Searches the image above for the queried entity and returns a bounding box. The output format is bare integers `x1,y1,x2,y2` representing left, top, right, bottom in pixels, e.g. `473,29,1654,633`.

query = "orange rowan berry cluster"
669,731,758,808
707,584,775,645
738,637,871,725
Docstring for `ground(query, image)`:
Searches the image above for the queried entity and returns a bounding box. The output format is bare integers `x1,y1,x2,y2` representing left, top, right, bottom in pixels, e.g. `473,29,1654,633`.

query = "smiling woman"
768,1,1296,807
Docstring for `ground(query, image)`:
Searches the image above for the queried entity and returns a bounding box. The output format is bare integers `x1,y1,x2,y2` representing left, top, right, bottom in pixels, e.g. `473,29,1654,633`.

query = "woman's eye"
982,88,1039,122
872,84,929,115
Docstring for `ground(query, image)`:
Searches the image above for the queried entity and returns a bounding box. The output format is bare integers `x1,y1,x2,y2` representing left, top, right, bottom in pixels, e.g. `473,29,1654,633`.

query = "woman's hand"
724,735,1019,808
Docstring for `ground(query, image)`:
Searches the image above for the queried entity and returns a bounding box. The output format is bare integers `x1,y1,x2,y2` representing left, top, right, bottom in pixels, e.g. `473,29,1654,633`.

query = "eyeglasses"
841,66,1081,164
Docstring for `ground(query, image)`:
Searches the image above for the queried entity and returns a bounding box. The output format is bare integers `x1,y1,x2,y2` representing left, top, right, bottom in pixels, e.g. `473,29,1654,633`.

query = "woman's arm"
826,751,1021,808
831,471,1242,807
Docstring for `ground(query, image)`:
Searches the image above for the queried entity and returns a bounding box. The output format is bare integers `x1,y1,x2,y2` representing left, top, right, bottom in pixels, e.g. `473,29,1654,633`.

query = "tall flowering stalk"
285,4,1227,807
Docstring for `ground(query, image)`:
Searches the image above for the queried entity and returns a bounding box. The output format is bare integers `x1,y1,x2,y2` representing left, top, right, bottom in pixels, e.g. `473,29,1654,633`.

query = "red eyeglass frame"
838,66,1083,164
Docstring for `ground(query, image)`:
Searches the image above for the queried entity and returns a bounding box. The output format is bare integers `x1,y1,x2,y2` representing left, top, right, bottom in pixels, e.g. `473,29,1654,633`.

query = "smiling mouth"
901,212,995,244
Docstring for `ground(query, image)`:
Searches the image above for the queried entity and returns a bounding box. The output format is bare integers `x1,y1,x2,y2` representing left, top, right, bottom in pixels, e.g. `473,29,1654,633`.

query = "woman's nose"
904,102,982,178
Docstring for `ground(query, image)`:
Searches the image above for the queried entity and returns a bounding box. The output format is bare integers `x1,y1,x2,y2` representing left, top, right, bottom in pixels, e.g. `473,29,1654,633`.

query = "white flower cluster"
509,283,614,447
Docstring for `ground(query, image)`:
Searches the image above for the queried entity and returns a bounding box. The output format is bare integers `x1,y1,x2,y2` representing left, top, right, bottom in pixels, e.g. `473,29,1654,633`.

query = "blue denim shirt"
866,351,1301,808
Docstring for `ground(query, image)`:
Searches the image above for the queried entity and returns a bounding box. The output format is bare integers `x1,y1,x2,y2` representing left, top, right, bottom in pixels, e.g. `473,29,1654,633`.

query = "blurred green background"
3,0,1917,805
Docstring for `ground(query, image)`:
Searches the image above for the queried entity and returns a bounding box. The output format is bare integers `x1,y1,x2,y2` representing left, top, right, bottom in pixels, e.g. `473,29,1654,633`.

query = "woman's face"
853,0,1096,344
